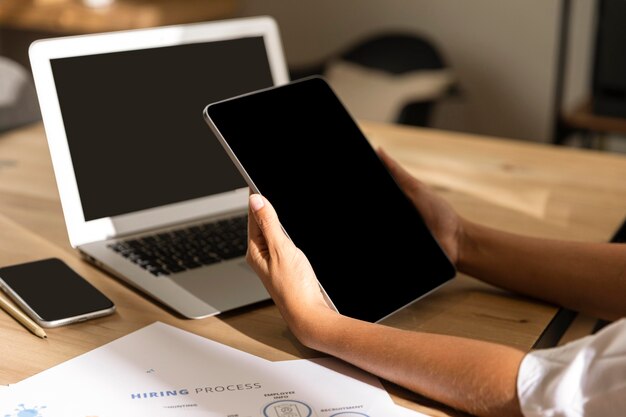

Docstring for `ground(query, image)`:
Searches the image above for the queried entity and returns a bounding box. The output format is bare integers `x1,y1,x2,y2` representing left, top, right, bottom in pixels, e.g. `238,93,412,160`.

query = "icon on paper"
262,400,312,417
4,403,47,417
329,413,370,417
275,404,301,417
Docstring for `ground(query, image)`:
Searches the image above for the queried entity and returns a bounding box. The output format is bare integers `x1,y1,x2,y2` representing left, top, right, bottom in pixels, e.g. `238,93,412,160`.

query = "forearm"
459,221,626,320
299,311,524,417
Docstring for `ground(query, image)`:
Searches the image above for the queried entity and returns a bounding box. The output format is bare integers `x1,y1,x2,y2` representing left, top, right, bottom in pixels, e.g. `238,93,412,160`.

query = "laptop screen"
51,36,273,221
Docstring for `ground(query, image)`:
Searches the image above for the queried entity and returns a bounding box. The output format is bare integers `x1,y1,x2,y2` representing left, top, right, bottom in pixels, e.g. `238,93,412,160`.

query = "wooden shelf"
563,99,626,136
0,0,240,34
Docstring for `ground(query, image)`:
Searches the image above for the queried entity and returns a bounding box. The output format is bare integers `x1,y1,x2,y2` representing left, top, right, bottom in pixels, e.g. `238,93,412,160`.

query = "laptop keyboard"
107,215,247,276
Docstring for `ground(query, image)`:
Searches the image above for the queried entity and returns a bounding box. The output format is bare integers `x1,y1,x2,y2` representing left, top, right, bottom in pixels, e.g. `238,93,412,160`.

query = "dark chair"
289,33,456,127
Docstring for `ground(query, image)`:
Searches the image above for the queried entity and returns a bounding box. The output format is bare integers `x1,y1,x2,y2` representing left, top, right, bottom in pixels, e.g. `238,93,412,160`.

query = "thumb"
249,194,288,252
377,147,422,195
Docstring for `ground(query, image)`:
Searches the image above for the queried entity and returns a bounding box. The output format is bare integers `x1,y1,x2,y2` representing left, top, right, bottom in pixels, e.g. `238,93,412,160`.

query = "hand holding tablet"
203,77,455,323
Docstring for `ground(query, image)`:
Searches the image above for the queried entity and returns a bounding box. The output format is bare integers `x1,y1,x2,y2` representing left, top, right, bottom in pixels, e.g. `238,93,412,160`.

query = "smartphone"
0,258,115,327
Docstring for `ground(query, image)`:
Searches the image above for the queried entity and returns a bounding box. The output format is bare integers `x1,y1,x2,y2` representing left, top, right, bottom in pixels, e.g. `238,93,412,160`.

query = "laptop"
29,17,289,319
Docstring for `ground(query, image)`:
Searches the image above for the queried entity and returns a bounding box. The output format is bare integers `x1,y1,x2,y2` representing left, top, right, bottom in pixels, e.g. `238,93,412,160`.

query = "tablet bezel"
203,76,456,322
29,16,289,247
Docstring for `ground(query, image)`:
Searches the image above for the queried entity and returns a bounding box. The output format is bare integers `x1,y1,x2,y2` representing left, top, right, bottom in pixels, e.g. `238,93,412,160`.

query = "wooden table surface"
0,0,240,34
1,121,626,416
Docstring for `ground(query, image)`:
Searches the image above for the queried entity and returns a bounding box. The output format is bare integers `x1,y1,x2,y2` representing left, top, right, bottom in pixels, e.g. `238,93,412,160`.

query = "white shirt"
517,318,626,417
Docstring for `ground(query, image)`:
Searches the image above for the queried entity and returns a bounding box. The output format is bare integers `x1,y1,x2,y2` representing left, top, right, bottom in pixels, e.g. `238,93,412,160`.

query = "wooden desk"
0,0,240,34
0,0,239,71
2,121,626,416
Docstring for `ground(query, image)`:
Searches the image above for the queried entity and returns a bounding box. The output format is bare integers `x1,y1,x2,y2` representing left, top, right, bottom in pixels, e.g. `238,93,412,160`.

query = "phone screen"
0,258,114,324
205,77,456,322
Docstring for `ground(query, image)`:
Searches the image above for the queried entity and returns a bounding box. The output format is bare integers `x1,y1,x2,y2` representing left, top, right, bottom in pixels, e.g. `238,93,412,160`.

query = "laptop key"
107,214,248,276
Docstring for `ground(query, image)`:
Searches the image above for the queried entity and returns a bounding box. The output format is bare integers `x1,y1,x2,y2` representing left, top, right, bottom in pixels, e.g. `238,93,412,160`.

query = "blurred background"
1,0,625,152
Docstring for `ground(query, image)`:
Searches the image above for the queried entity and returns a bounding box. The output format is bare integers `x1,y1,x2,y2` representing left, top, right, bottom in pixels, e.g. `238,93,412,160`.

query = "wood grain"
2,121,626,415
0,0,239,34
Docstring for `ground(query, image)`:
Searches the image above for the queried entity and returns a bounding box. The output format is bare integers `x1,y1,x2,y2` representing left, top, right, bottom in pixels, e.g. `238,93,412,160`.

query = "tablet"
203,77,456,322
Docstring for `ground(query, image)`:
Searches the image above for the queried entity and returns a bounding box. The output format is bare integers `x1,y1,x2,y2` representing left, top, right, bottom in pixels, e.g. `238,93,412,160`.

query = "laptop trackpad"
170,260,269,312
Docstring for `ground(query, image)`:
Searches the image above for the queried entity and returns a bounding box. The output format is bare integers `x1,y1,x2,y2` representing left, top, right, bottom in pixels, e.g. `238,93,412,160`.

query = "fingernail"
249,194,265,212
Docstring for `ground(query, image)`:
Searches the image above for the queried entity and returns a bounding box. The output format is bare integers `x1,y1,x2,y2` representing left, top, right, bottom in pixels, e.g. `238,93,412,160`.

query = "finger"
245,236,268,277
248,194,289,253
377,147,422,194
247,189,270,270
247,190,264,246
247,207,265,257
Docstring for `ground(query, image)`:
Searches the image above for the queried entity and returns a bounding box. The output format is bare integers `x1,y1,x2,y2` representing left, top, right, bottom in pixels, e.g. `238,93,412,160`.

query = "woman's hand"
377,148,464,265
246,194,339,346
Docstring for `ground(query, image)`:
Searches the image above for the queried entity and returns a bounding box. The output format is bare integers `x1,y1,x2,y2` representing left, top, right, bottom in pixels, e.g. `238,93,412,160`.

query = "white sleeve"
517,318,626,417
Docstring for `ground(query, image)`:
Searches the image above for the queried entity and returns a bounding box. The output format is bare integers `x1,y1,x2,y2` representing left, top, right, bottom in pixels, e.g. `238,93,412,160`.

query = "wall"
563,0,595,113
238,0,595,143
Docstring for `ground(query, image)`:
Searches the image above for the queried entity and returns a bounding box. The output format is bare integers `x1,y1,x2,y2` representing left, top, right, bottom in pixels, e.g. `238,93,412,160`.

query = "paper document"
394,405,431,417
1,322,414,416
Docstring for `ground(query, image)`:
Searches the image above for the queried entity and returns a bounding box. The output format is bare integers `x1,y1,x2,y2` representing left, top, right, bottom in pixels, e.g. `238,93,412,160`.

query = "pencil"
0,293,47,339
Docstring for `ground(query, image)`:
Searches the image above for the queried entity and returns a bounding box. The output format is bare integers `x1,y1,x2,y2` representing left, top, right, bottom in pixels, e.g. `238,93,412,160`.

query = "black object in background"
289,33,452,128
205,77,456,323
0,258,114,326
609,215,626,243
592,0,626,118
51,36,273,221
593,214,626,333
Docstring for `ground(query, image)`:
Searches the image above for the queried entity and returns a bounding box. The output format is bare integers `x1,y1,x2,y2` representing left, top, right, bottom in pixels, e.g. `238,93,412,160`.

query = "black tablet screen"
205,77,456,322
